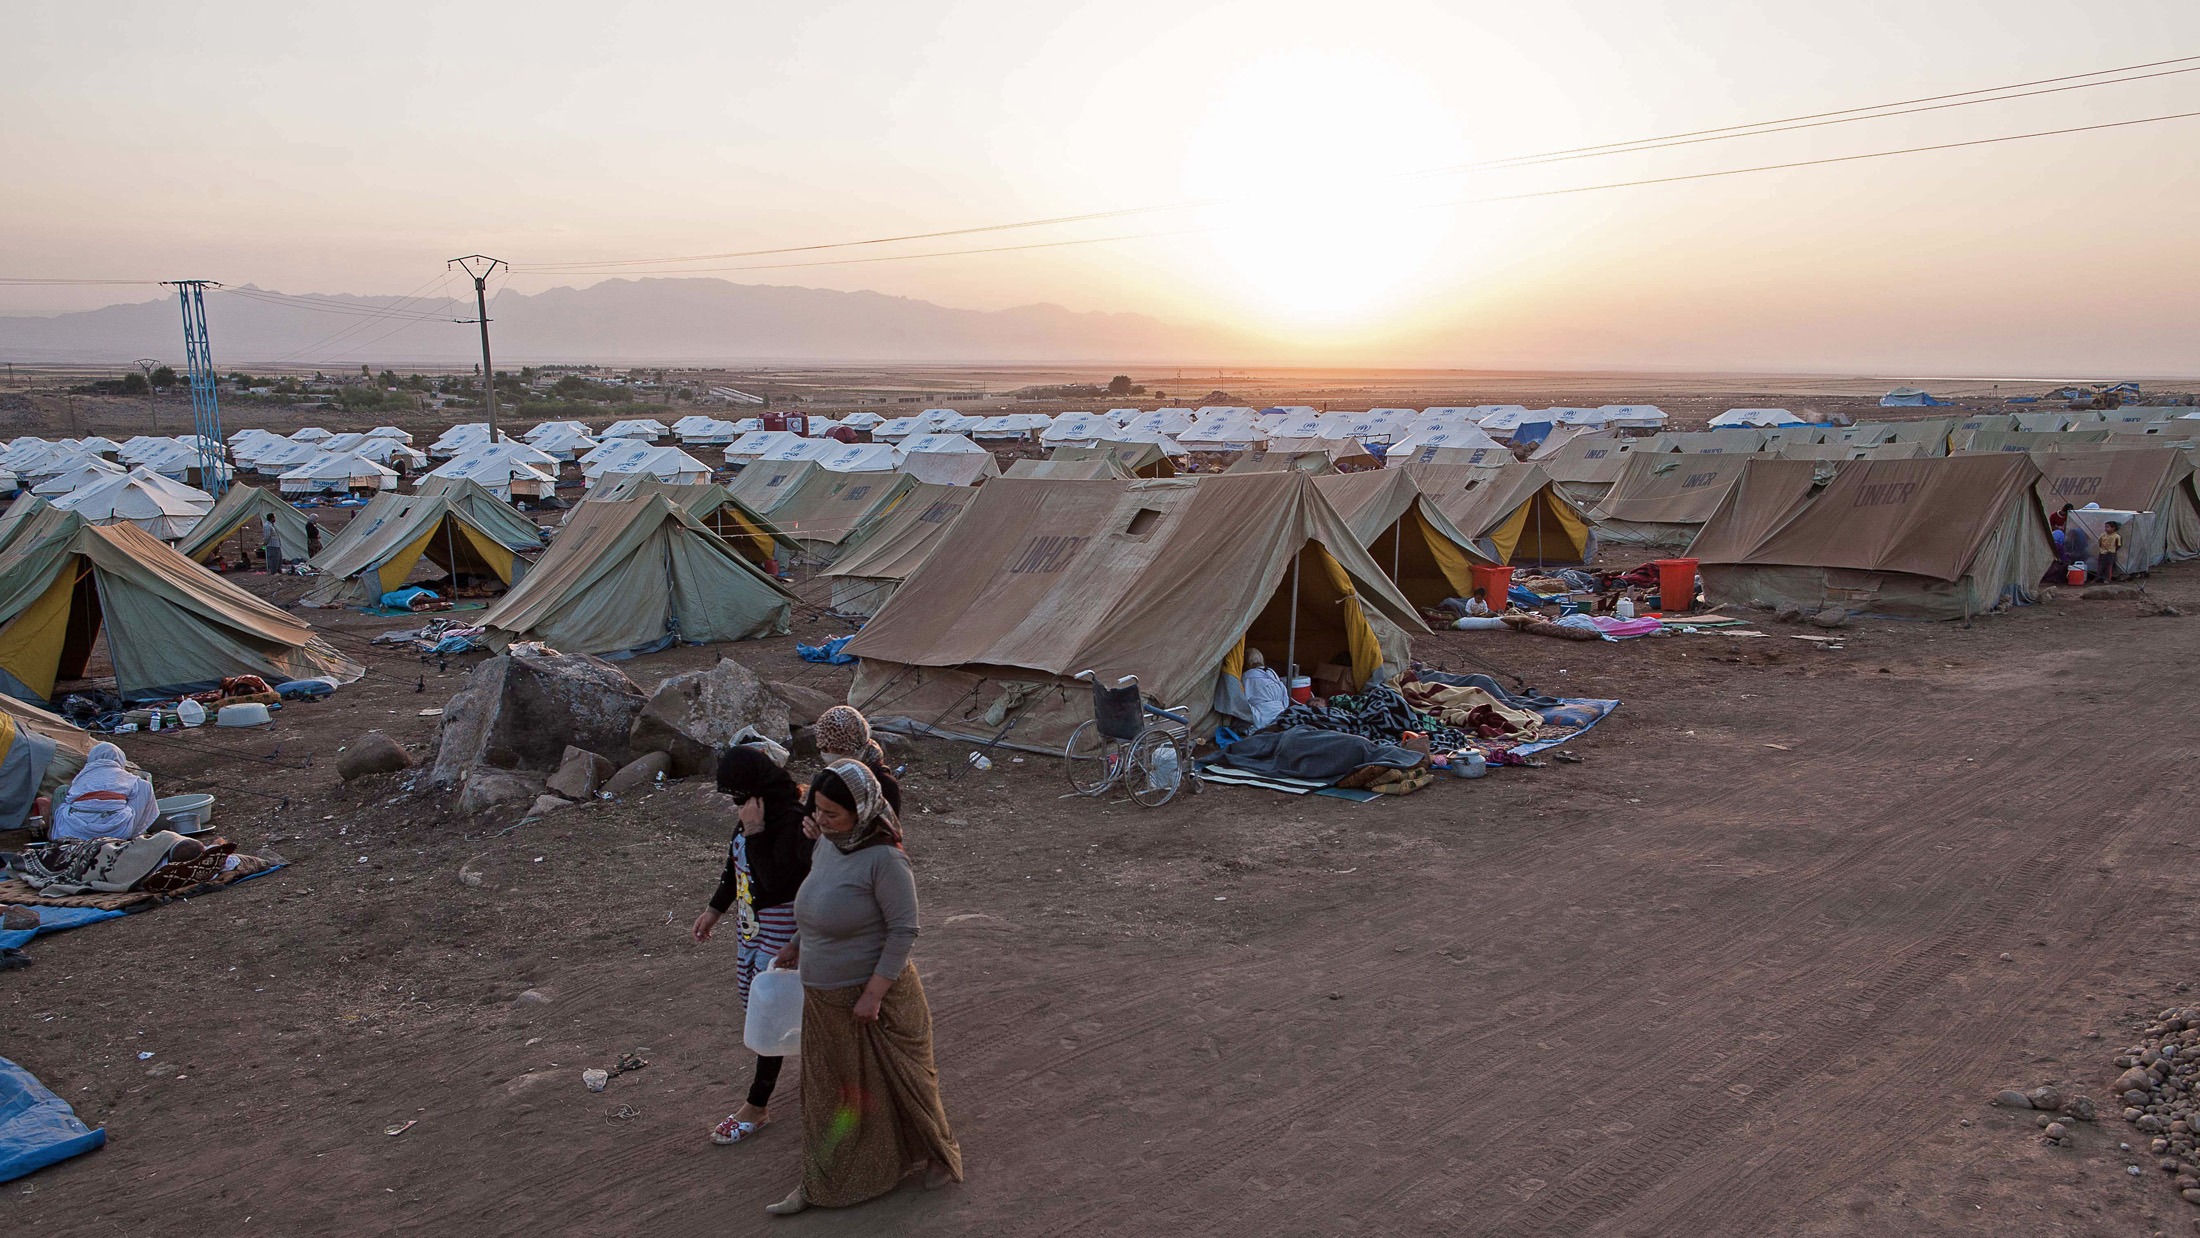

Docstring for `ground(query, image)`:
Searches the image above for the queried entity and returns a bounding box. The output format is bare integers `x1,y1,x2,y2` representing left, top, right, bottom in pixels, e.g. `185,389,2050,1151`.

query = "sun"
1182,52,1463,326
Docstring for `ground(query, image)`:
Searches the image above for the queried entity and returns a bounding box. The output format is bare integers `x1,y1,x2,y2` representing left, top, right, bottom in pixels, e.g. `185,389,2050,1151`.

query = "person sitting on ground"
765,760,961,1215
2097,520,2125,582
1463,587,1494,618
47,742,157,843
2050,502,2074,535
691,744,812,1148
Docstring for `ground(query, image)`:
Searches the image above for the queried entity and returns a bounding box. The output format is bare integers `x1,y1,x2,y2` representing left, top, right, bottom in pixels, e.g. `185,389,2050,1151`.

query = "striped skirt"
736,903,799,1007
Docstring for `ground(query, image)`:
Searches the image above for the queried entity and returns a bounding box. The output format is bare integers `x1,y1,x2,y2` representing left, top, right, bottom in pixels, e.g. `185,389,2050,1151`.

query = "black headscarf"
709,744,811,911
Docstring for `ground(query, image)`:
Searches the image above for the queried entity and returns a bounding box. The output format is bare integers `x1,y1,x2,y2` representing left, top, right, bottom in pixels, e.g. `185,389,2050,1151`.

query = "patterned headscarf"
814,706,882,764
817,758,902,854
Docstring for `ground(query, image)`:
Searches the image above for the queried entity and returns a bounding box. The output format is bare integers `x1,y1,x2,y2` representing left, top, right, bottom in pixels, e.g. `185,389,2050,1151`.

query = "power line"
513,52,2200,273
501,107,2200,278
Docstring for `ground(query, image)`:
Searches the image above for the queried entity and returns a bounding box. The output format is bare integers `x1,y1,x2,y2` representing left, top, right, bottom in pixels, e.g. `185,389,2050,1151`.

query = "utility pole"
134,358,164,434
449,255,507,444
162,279,229,496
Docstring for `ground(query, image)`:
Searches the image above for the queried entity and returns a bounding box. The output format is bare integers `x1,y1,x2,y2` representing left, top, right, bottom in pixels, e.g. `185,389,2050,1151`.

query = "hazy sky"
6,0,2199,375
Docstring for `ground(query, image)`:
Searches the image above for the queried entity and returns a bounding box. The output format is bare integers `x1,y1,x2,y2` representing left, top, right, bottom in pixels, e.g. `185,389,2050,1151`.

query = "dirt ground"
2,538,2197,1236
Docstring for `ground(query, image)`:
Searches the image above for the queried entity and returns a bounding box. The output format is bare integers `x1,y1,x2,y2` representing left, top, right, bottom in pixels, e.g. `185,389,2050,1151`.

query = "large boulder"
628,657,790,777
543,746,614,800
766,680,841,727
432,654,646,788
337,732,413,781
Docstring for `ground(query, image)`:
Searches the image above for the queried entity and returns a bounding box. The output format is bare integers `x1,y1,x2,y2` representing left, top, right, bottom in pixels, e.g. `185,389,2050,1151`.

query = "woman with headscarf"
763,758,961,1215
692,744,812,1147
47,742,157,843
812,706,901,814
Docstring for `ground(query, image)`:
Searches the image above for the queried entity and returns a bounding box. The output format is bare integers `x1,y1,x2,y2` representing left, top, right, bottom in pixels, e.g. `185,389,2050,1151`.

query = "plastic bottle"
967,752,992,771
1615,595,1636,620
1148,743,1180,790
176,699,206,727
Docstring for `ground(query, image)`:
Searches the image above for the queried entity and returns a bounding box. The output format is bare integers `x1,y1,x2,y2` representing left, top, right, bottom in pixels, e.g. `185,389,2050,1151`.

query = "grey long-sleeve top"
793,837,919,989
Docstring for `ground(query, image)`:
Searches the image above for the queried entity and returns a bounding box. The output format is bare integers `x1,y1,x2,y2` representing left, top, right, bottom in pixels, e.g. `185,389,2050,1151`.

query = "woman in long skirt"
766,758,961,1214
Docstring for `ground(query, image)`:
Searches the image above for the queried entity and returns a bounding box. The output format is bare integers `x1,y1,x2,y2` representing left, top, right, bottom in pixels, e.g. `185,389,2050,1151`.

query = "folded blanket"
1218,727,1424,783
1265,684,1474,752
1397,682,1542,733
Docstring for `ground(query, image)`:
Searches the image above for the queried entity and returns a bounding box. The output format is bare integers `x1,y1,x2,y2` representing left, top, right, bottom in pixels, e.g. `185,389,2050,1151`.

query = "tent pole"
1285,549,1301,679
444,516,457,594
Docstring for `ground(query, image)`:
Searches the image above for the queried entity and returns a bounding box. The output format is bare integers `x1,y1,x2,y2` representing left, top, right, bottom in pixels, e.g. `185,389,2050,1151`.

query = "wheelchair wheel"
1126,727,1189,807
1064,720,1118,796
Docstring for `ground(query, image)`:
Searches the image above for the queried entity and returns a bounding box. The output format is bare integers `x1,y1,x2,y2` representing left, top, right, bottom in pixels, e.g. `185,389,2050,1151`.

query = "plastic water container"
1147,743,1180,791
743,967,804,1056
176,699,206,728
1615,596,1636,620
1653,559,1699,613
1469,564,1514,605
1288,676,1313,705
216,702,272,727
2067,562,2088,587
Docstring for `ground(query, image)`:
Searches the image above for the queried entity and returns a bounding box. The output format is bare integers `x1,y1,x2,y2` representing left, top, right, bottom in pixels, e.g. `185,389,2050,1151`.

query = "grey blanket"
1215,727,1423,783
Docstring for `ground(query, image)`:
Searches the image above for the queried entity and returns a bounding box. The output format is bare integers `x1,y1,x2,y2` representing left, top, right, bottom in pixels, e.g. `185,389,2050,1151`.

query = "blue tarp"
798,635,857,665
378,585,438,610
0,1056,104,1183
0,905,123,953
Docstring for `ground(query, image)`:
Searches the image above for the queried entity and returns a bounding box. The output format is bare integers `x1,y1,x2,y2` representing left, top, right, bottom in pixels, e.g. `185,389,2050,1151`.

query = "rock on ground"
527,794,574,818
603,751,674,797
1808,607,1849,629
336,732,413,781
766,680,842,727
455,770,546,816
543,746,614,800
432,654,645,788
628,657,790,777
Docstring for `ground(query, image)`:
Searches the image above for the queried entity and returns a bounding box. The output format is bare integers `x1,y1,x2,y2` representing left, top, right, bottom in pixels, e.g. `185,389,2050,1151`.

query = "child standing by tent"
2097,521,2125,582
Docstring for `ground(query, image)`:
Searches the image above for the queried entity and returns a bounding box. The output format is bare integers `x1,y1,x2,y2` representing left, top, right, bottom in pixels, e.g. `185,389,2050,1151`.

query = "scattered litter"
582,1070,609,1093
1764,743,1792,751
136,1051,153,1061
1213,896,1227,902
607,1105,640,1122
384,1120,417,1137
418,708,443,718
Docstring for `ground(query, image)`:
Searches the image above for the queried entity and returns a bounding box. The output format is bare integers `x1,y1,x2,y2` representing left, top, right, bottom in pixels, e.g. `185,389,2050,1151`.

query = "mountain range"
0,278,1241,367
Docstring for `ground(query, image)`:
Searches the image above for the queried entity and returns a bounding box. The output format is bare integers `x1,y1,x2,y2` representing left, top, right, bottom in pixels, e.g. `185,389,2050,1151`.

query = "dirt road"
6,568,2198,1236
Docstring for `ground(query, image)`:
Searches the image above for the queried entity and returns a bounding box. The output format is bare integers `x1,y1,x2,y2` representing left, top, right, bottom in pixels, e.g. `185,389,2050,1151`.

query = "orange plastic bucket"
2066,564,2086,587
1470,563,1514,604
1654,558,1699,612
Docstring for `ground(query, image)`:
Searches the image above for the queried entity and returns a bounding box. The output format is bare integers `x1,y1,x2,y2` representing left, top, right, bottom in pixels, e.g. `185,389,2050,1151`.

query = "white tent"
1039,413,1119,445
278,452,400,495
1546,407,1611,427
1178,409,1270,446
584,444,710,485
1118,408,1197,436
1265,413,1328,438
73,436,122,456
33,458,127,496
50,466,215,539
816,443,905,473
527,427,599,462
913,409,979,433
351,438,429,469
601,418,670,440
1316,411,1407,442
1709,408,1807,428
365,425,414,444
870,416,922,441
758,438,842,463
1384,426,1504,459
524,420,594,443
291,426,334,444
1476,408,1554,440
970,414,1052,439
320,432,369,453
724,430,807,461
897,432,988,456
430,424,491,457
839,412,885,430
426,450,557,499
1597,405,1670,430
239,438,320,472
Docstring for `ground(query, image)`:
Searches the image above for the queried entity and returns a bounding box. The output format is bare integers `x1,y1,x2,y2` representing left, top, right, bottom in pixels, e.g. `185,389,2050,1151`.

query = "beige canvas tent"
1649,430,1767,455
0,693,102,827
1430,464,1596,566
1311,470,1492,607
1385,444,1512,471
842,473,1426,746
478,495,795,654
577,472,785,567
756,466,916,563
1953,429,2113,454
1538,437,1645,507
724,458,817,516
1773,441,1930,462
175,484,311,566
0,507,361,702
1003,456,1132,481
1227,449,1337,475
1682,459,1839,566
819,482,977,617
1694,455,2050,620
413,474,548,551
1589,453,1757,549
303,493,526,608
899,449,1000,487
2029,448,2200,570
1049,441,1176,478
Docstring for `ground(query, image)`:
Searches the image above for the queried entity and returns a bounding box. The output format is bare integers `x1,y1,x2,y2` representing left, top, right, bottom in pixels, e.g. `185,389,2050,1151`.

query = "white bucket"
216,702,272,727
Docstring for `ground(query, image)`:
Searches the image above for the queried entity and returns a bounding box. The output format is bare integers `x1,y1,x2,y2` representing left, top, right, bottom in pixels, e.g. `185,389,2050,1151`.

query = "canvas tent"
1537,437,1641,506
897,434,1000,486
1311,470,1493,607
0,508,361,702
1049,441,1177,478
1226,448,1337,476
50,467,214,540
1650,430,1768,455
1880,388,1949,407
302,494,526,608
1693,454,2050,620
819,482,978,616
841,472,1427,746
751,465,916,562
577,473,786,567
1431,465,1596,565
477,495,794,654
1003,456,1133,481
176,484,311,565
1774,441,1929,462
412,475,548,551
1587,453,1762,548
278,452,399,495
2029,448,2200,571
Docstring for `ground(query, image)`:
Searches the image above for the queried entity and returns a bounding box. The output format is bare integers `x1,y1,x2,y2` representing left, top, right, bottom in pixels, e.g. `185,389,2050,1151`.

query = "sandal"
711,1113,767,1145
765,1186,809,1216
